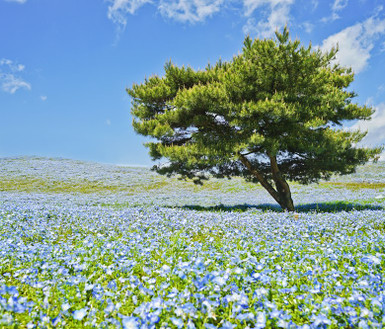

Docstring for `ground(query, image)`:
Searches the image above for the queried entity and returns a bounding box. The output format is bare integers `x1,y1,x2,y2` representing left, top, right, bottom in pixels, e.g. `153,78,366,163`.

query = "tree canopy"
127,27,383,211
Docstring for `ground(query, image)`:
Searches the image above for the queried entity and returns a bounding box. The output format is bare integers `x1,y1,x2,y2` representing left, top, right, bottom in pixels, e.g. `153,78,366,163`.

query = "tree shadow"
180,201,383,213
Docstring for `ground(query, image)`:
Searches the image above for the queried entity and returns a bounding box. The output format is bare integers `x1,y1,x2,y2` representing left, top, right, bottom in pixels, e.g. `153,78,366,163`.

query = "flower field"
1,157,385,328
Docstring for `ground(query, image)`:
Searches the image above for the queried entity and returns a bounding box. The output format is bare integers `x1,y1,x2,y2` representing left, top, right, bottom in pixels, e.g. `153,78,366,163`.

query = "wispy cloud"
106,0,294,37
106,0,152,33
4,0,27,3
322,0,348,22
107,0,225,28
350,102,385,160
40,95,47,101
158,0,224,23
0,58,31,94
242,0,294,38
301,21,314,33
310,0,318,11
321,13,385,73
332,0,348,12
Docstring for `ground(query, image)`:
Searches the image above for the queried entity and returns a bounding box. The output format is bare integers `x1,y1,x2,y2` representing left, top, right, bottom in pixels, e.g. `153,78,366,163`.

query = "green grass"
319,181,385,190
0,176,169,194
0,175,261,195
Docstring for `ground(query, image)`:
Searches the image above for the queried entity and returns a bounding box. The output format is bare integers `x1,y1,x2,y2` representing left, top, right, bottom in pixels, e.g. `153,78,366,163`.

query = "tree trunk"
238,153,295,211
269,154,295,212
276,188,295,212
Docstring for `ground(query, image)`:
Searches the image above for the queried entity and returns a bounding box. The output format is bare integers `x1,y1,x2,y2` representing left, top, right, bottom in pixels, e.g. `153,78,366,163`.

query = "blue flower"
312,314,331,327
170,317,184,328
205,324,217,329
73,308,88,321
61,303,71,312
121,316,139,329
107,280,117,291
220,321,236,329
255,312,266,328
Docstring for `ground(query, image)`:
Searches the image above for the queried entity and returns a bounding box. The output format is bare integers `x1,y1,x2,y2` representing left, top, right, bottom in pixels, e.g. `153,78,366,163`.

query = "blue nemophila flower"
2,296,28,313
51,315,61,327
312,313,331,327
0,313,14,326
204,323,217,329
170,317,184,328
253,312,266,328
84,283,94,291
213,273,228,286
180,302,197,316
361,255,381,265
61,302,71,312
147,313,160,325
370,297,383,314
104,299,116,314
2,158,385,327
358,319,370,329
40,314,50,324
1,285,19,296
277,319,289,328
107,279,117,291
73,307,88,320
121,316,140,329
237,312,255,321
299,325,311,329
220,321,236,329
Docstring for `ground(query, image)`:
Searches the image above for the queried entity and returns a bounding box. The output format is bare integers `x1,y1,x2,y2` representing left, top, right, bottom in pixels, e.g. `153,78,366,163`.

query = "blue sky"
1,0,385,166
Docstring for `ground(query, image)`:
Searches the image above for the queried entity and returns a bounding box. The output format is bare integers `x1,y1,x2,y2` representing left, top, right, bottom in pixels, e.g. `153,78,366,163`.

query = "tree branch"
242,150,258,156
238,153,281,203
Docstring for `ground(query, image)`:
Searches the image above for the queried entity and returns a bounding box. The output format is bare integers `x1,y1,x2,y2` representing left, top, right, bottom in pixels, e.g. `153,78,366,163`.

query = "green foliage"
128,27,383,209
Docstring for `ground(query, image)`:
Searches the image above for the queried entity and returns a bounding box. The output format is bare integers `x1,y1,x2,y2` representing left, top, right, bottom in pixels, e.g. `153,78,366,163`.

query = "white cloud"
321,0,348,22
0,58,25,72
1,75,31,94
107,0,225,27
243,0,292,16
332,0,348,12
106,119,112,125
242,0,294,38
0,58,31,94
4,0,27,3
321,14,385,73
106,0,293,36
301,21,314,33
40,95,47,101
106,0,152,31
350,102,385,160
158,0,224,23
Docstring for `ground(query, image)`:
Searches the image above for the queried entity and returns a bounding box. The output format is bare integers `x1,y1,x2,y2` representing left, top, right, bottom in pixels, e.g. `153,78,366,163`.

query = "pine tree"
127,27,383,211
